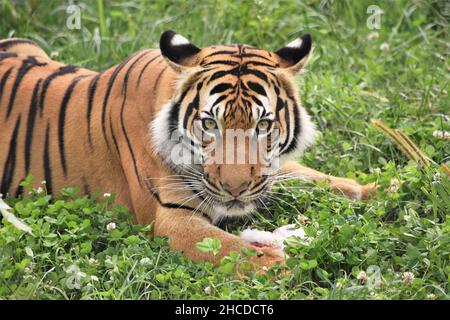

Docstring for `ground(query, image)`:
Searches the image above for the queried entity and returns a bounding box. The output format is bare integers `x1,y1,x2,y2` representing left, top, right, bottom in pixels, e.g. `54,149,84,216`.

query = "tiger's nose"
222,181,251,197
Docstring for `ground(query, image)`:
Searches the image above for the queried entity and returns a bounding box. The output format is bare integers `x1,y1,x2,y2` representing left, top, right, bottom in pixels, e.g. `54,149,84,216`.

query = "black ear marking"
275,34,312,67
160,30,201,64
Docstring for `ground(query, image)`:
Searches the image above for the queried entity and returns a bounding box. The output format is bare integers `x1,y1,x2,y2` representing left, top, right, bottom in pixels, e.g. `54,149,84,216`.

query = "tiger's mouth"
200,177,272,220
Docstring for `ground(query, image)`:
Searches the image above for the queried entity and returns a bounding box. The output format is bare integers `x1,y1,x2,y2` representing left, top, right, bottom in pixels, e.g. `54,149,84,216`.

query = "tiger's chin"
210,199,257,223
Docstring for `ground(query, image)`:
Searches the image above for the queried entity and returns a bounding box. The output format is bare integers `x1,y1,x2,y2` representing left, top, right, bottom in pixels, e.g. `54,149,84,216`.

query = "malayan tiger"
0,31,377,269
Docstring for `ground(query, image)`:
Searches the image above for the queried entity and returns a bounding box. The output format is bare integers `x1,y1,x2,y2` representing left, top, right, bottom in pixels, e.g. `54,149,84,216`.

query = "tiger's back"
0,38,171,213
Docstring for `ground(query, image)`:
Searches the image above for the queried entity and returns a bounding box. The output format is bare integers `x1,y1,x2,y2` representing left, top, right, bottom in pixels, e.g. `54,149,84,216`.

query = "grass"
0,0,449,299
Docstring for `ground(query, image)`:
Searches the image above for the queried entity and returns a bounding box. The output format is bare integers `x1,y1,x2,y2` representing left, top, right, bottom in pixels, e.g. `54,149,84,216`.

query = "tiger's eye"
202,118,217,130
257,120,271,132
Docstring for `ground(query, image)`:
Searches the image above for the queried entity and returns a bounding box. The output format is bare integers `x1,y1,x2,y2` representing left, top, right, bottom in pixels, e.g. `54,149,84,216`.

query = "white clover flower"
90,275,99,282
371,168,381,174
41,180,46,185
379,42,389,51
357,271,368,283
36,187,44,194
106,222,116,231
204,286,211,294
387,178,401,193
88,258,98,264
367,32,379,41
431,172,441,185
262,266,269,272
432,130,450,140
103,193,111,198
403,271,414,284
427,293,436,300
140,257,151,265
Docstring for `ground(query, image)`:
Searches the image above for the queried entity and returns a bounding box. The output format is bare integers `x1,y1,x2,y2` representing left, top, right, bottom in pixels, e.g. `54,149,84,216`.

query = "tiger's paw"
329,178,378,200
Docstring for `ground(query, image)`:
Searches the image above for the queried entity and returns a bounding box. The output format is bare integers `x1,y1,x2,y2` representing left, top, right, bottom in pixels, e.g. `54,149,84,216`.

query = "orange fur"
0,37,376,270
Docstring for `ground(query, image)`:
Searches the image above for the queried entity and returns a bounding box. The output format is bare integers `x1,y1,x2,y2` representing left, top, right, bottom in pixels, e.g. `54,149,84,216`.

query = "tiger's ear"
160,30,201,72
275,34,312,74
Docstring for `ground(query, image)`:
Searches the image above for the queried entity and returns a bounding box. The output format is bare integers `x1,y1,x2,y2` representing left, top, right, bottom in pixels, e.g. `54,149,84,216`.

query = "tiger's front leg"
153,205,285,270
280,161,378,200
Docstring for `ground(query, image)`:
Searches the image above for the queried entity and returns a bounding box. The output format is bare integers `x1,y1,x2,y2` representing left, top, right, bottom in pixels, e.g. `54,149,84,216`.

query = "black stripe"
168,88,190,134
136,54,161,87
6,56,46,119
58,75,86,177
152,65,168,92
39,65,78,116
183,83,203,129
237,53,273,62
0,66,14,103
86,73,100,148
247,81,267,97
212,94,227,107
43,123,53,195
14,181,24,197
107,52,148,158
208,67,240,83
119,52,151,187
201,60,239,67
203,50,236,59
251,95,263,107
240,68,268,82
122,50,151,95
109,113,121,157
101,53,139,150
0,52,18,61
144,180,211,222
278,99,291,152
24,78,43,174
244,61,278,68
83,177,90,195
0,39,35,51
283,101,300,154
210,83,233,95
1,115,21,195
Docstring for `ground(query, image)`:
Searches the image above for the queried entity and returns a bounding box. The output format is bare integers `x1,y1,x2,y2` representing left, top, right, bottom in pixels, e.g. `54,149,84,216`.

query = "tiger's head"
152,30,315,221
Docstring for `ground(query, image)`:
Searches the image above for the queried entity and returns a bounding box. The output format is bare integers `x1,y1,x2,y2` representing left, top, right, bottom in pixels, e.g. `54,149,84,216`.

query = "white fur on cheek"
150,101,177,165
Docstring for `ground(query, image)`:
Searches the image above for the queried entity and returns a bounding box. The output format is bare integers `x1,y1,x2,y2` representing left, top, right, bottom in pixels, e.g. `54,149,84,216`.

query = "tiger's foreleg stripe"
0,115,21,195
39,65,78,116
58,75,87,177
24,78,43,174
43,123,53,195
0,67,14,103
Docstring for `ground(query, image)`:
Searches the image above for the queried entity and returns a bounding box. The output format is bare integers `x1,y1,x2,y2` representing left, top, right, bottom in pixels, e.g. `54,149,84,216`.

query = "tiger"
0,31,377,269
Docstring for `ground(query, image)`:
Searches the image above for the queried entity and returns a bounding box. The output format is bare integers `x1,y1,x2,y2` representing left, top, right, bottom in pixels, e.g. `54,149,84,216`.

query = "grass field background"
0,0,449,299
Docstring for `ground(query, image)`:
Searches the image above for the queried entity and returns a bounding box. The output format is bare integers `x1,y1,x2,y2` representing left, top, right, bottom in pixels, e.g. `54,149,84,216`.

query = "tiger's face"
152,31,315,220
